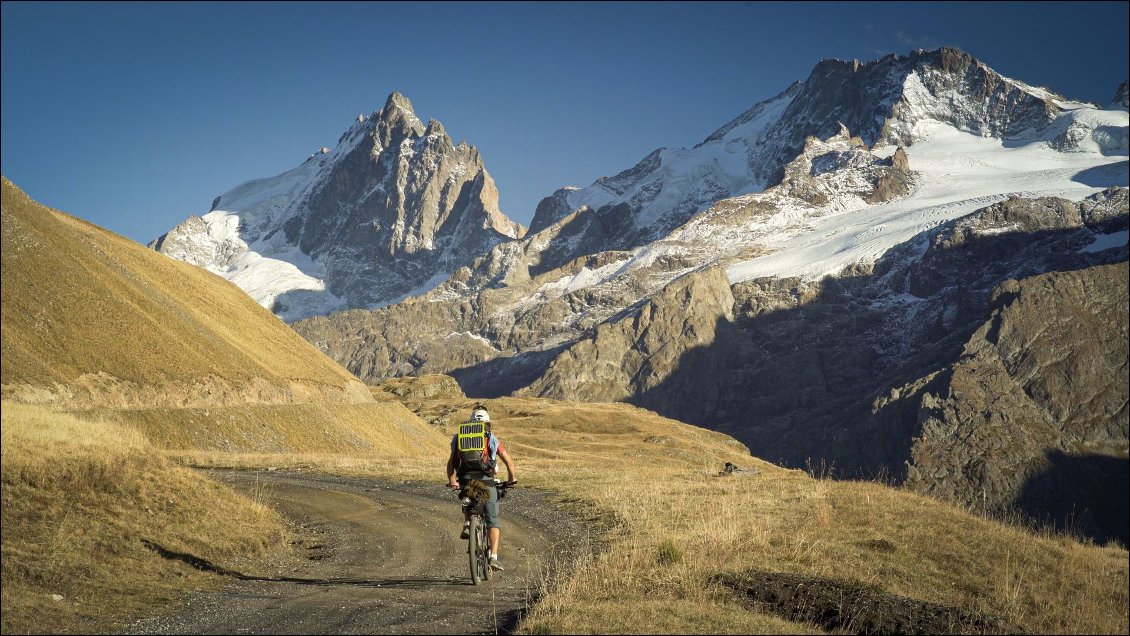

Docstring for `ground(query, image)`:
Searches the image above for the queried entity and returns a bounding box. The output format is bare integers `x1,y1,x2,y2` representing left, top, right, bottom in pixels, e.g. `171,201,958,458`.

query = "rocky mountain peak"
1112,80,1129,110
919,46,978,75
383,91,416,115
373,91,426,148
424,118,446,137
151,91,524,321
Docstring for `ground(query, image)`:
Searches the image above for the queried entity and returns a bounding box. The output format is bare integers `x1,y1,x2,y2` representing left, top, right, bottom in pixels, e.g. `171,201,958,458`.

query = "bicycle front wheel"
480,520,493,582
468,515,483,585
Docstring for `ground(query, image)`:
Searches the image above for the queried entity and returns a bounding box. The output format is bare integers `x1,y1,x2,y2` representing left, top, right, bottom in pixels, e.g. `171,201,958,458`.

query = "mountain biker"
447,404,516,571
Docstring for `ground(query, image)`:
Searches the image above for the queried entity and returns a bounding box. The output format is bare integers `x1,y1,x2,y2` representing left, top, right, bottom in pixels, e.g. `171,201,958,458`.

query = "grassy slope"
0,178,447,633
384,389,1130,635
1,403,287,634
0,176,366,402
0,176,446,459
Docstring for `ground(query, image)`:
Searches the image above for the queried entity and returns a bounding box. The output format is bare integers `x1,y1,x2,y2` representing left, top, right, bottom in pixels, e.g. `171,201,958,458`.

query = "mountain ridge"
525,47,1087,257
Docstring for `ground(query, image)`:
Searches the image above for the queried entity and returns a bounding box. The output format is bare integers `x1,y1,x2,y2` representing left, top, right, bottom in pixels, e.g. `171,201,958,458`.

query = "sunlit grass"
1,177,368,406
388,391,1130,635
0,403,288,634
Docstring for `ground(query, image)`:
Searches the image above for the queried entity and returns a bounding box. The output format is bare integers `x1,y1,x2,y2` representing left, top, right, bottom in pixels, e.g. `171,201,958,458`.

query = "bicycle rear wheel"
468,516,483,585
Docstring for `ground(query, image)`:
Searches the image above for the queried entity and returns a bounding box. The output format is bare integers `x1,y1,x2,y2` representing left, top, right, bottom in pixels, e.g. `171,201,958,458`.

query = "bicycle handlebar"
446,478,517,490
446,479,516,485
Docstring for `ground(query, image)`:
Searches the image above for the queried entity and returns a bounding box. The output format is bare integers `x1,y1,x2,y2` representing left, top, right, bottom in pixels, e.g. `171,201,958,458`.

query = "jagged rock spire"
374,91,425,147
151,90,524,321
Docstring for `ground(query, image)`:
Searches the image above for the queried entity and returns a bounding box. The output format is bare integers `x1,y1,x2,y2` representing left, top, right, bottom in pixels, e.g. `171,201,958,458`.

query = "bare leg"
489,527,500,556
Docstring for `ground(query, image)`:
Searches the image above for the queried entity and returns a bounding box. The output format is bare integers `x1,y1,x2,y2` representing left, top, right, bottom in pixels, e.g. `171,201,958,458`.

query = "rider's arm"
497,446,516,483
446,447,459,489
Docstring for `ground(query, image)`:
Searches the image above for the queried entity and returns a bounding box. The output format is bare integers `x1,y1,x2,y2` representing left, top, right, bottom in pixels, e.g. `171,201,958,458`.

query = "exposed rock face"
291,95,523,258
1081,186,1130,231
868,147,912,204
1112,80,1129,110
877,48,1061,146
778,124,912,207
622,189,1127,541
151,92,525,321
706,189,1127,461
291,243,659,397
518,267,734,402
904,262,1128,543
378,374,466,400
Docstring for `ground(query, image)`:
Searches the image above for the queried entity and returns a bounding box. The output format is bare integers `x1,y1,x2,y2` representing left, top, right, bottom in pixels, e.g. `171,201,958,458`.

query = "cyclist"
447,404,516,571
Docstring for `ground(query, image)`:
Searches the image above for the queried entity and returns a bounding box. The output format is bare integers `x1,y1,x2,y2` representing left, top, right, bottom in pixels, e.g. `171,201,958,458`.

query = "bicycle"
451,478,514,585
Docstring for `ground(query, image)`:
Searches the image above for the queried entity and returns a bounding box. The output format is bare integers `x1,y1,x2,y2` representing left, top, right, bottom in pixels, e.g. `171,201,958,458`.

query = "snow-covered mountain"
525,48,1112,259
381,48,1125,335
150,92,525,321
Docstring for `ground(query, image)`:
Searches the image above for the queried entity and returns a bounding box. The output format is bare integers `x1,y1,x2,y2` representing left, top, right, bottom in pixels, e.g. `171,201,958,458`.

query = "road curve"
125,470,589,635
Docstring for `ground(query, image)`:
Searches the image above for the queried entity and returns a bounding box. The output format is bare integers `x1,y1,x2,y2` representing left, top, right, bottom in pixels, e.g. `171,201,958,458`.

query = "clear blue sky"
3,1,1127,244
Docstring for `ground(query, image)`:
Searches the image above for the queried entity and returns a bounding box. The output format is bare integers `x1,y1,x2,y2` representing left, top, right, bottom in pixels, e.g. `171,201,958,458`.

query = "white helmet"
470,406,491,423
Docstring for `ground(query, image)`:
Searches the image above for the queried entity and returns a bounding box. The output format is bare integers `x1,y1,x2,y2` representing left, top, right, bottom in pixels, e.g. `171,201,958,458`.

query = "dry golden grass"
77,401,448,455
4,370,1126,634
523,473,1127,634
364,389,1129,635
0,177,367,404
0,402,288,634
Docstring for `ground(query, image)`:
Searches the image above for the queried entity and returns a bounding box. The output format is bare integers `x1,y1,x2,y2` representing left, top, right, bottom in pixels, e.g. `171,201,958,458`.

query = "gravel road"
123,469,592,635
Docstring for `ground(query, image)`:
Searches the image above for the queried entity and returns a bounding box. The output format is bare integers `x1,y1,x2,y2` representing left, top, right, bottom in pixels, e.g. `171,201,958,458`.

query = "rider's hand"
449,482,460,490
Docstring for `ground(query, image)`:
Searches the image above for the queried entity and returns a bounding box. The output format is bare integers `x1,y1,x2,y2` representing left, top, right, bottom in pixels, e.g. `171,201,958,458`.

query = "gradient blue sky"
3,1,1127,244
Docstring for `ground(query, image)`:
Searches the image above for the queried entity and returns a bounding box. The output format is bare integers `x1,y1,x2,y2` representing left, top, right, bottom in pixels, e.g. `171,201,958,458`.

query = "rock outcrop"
1111,80,1129,110
518,267,734,402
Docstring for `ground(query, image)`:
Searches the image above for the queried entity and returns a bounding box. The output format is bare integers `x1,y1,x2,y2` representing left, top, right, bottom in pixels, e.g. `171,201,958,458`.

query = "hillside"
0,178,448,633
1,176,375,408
1,174,448,455
367,377,1129,635
1,403,288,634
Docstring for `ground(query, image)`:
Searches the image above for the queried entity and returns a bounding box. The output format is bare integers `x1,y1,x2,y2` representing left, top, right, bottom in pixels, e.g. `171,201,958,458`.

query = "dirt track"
124,470,590,635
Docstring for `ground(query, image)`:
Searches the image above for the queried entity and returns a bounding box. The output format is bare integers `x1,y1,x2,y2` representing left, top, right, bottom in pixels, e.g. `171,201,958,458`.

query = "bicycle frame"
454,478,510,585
